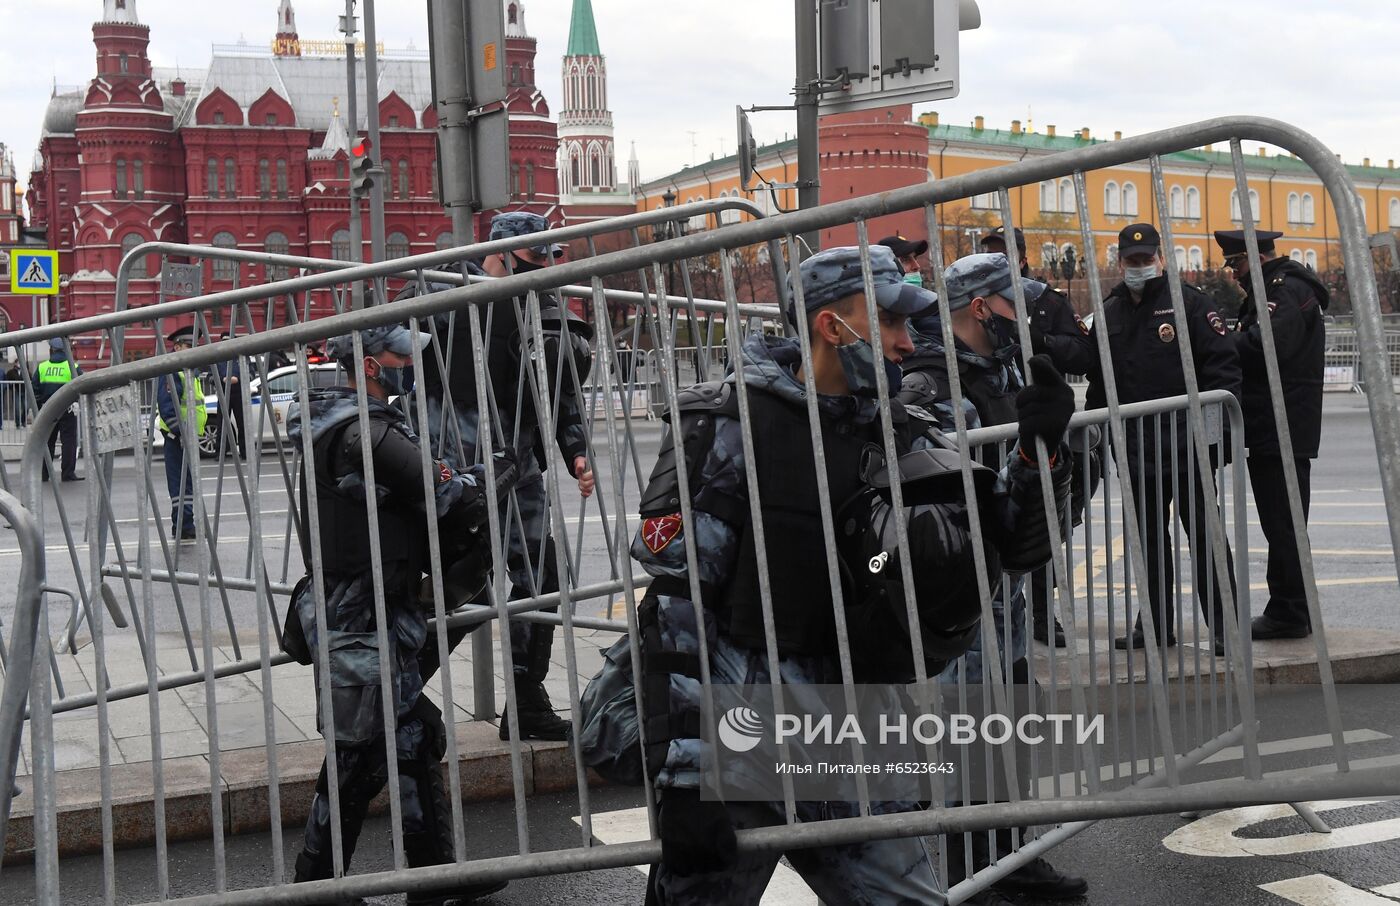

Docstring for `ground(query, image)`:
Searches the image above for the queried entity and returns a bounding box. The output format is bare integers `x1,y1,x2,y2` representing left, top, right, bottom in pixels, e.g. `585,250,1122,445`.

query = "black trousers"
1137,462,1236,640
45,410,78,479
227,387,247,457
1247,455,1314,628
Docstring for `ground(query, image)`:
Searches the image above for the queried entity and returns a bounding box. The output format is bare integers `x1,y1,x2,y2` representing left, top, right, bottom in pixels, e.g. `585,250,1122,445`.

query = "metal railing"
0,115,1397,904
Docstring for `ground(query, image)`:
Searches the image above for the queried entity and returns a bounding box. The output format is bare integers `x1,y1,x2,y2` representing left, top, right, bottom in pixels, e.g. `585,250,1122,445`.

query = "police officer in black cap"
980,226,1095,377
1214,229,1329,640
1088,223,1241,654
877,234,930,287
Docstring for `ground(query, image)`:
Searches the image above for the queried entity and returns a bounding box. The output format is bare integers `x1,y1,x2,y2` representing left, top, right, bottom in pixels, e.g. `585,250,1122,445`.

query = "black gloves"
1029,322,1049,357
1016,354,1074,457
659,788,737,877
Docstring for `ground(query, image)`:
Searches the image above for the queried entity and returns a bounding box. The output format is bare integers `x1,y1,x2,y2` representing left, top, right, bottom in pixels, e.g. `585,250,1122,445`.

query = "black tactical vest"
721,390,884,658
298,412,426,577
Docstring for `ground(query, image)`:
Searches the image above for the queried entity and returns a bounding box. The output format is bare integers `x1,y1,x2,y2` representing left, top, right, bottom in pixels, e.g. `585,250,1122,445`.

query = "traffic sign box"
9,250,59,295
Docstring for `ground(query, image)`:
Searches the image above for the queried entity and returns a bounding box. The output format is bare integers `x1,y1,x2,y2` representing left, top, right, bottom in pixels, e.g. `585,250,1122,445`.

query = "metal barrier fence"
0,115,1397,904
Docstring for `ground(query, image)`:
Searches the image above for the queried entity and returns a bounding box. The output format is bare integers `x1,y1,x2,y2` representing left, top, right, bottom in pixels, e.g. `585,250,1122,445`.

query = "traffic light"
350,142,374,196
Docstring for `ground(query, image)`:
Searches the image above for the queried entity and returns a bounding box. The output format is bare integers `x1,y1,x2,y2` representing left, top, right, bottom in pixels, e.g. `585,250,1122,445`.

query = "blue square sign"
10,250,59,295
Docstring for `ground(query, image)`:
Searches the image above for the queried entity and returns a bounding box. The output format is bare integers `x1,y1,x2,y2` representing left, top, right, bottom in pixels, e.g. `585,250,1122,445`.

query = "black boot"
991,854,1089,899
499,679,570,741
402,761,508,904
291,849,367,905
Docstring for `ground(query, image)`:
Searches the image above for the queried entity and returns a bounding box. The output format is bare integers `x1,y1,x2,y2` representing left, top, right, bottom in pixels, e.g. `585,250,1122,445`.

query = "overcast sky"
3,0,1399,199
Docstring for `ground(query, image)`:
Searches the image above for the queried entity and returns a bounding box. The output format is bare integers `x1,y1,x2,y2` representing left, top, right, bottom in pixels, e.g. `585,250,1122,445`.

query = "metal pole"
342,2,367,309
362,0,388,266
793,0,820,256
428,0,479,247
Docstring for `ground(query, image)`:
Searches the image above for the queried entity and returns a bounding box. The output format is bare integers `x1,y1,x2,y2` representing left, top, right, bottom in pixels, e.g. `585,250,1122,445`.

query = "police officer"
898,252,1088,903
406,211,594,742
633,245,1073,904
1215,229,1329,640
980,226,1095,377
33,337,83,482
1087,224,1242,654
285,325,507,904
980,227,1099,647
877,233,930,286
156,327,206,540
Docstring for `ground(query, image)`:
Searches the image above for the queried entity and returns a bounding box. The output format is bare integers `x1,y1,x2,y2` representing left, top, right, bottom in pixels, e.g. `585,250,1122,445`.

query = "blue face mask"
370,357,414,396
833,315,903,398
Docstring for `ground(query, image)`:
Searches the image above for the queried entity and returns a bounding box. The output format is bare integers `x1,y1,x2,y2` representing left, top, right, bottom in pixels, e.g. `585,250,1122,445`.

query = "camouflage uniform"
411,212,589,703
286,327,501,896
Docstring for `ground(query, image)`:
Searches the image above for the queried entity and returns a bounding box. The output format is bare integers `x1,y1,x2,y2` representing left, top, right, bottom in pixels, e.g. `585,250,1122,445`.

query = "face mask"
980,312,1020,351
832,315,903,398
370,357,414,396
902,271,924,287
1123,264,1159,292
508,252,544,274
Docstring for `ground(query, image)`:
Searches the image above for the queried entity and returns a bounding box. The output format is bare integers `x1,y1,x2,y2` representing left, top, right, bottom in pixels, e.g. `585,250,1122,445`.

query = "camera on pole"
351,141,375,197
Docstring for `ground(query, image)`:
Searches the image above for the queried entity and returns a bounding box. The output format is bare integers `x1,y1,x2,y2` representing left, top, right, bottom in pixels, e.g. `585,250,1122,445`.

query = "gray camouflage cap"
488,211,565,257
326,324,431,362
943,252,1046,311
790,245,938,319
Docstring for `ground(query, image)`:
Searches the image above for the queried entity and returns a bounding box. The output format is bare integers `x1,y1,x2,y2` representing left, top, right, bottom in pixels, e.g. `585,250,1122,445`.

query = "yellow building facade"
637,111,1400,273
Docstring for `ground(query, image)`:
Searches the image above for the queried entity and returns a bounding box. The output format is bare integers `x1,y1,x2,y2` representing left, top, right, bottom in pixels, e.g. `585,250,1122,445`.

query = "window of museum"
259,159,271,199
132,159,144,199
277,159,288,199
114,159,127,199
265,231,290,281
212,232,238,281
224,159,237,199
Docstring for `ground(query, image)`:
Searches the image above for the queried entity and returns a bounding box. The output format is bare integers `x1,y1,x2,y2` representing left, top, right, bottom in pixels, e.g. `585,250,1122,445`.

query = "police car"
196,361,343,458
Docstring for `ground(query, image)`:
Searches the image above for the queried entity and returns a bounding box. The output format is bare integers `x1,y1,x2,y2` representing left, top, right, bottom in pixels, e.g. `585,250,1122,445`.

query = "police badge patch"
642,514,683,554
1076,316,1089,335
1158,323,1176,343
1207,312,1227,336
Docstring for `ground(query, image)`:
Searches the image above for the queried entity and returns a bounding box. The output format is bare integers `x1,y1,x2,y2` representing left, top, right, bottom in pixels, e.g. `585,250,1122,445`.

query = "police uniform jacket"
1032,286,1095,377
1234,257,1330,459
1086,275,1242,469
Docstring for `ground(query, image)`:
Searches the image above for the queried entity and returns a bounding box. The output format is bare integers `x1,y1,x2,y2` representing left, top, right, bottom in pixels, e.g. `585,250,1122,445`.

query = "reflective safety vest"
36,360,73,384
158,375,208,437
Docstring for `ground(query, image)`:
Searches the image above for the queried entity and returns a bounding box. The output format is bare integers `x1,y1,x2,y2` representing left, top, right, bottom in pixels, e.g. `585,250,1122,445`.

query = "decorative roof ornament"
309,97,350,160
566,0,601,56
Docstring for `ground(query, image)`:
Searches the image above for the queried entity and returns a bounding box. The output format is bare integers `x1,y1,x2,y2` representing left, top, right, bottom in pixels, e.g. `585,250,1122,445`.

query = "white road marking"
574,806,818,905
1371,882,1400,897
1260,874,1400,905
1164,799,1400,858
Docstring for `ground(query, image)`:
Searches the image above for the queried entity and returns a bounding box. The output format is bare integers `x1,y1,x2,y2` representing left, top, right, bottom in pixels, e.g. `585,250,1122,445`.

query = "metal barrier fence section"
0,117,1397,905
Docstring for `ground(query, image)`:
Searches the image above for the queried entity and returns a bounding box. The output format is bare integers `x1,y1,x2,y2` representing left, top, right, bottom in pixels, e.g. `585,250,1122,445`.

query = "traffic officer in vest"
897,252,1089,904
155,326,207,541
631,244,1073,905
1215,229,1330,640
33,337,83,482
406,211,594,743
1087,223,1242,654
285,324,508,904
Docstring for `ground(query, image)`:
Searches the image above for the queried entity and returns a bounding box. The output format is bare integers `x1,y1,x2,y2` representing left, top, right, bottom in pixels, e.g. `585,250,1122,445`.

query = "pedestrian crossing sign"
9,250,59,295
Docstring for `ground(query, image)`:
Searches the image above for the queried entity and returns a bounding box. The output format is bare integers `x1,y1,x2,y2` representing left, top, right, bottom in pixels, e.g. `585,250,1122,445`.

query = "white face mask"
1123,264,1159,292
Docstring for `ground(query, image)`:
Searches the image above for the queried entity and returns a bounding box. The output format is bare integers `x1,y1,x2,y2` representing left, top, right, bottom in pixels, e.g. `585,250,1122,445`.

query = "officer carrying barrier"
0,116,1397,904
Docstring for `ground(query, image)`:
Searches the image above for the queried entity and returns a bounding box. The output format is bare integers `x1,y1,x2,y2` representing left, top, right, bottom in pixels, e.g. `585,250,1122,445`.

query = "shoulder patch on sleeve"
1076,316,1089,335
1207,311,1227,335
642,514,683,554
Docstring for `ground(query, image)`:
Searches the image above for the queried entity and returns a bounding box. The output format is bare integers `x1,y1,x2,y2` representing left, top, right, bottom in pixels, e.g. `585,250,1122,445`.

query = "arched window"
265,231,290,281
1390,198,1400,228
1186,186,1201,219
435,232,455,251
1040,181,1056,213
132,159,144,199
119,52,129,73
1304,249,1317,269
331,229,351,261
120,233,146,278
1170,185,1185,218
1173,246,1186,270
526,162,535,199
510,162,521,197
398,160,410,199
1104,180,1120,216
1188,246,1203,270
1122,182,1138,216
1058,178,1075,214
276,159,288,199
1041,243,1058,267
1287,192,1301,222
211,231,238,281
224,158,237,198
1250,189,1260,219
1302,193,1316,224
510,63,522,86
1290,249,1303,262
386,231,410,260
571,149,581,189
114,158,128,199
1106,243,1119,265
259,158,271,198
206,157,218,196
